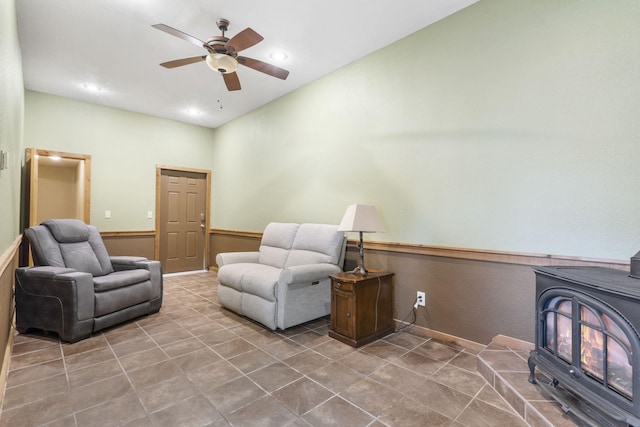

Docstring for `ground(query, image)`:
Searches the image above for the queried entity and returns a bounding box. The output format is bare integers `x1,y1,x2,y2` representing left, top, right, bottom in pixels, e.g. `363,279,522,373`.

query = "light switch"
147,211,153,219
0,150,7,170
105,210,111,219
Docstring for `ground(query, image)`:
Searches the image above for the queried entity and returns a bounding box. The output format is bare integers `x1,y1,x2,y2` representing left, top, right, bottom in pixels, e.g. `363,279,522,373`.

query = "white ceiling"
17,0,477,129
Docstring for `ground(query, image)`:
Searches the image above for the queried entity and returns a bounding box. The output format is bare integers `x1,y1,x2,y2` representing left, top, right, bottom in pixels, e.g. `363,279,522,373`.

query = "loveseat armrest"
280,263,342,285
15,266,95,321
216,251,260,268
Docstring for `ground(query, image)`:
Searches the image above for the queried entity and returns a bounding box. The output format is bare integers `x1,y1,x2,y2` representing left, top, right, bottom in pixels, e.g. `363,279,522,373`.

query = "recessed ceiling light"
82,83,102,92
269,51,288,61
186,109,203,116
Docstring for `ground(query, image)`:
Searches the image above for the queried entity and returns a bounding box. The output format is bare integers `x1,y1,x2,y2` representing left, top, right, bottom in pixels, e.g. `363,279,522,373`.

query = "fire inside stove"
543,296,633,400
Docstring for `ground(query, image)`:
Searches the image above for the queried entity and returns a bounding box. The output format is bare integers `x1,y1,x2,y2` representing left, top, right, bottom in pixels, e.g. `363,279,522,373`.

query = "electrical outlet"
416,291,426,307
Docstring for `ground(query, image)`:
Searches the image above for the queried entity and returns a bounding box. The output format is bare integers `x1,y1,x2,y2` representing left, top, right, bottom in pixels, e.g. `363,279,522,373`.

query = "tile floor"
0,271,532,426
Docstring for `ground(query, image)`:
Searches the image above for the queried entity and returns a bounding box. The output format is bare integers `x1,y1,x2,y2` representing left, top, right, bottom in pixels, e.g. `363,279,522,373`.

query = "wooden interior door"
157,167,210,273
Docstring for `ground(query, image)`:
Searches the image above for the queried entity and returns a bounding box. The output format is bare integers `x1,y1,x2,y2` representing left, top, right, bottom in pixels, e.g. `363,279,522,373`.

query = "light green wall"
212,0,640,261
20,1,640,261
0,0,24,250
24,91,216,231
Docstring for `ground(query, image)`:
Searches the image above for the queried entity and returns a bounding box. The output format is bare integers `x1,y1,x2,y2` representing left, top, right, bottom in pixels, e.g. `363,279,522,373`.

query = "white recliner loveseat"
216,223,346,330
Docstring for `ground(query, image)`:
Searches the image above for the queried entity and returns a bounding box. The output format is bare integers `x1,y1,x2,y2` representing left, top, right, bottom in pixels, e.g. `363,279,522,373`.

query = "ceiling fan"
152,18,289,91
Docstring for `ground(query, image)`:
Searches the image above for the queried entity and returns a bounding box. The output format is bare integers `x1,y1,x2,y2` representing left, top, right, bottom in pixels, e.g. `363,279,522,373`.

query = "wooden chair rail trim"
359,240,629,268
210,228,262,239
0,235,22,275
211,228,629,268
99,228,629,269
100,230,156,238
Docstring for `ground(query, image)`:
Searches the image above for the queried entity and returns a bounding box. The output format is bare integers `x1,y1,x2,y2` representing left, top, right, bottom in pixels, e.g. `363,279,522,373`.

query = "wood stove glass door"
580,305,632,399
544,296,573,363
541,291,634,401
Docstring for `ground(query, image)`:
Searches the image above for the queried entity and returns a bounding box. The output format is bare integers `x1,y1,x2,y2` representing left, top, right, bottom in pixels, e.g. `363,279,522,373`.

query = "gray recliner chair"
15,219,163,342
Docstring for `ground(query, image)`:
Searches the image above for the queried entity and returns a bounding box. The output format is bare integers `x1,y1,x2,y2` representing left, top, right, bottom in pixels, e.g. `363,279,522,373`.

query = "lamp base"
352,232,368,276
350,265,368,276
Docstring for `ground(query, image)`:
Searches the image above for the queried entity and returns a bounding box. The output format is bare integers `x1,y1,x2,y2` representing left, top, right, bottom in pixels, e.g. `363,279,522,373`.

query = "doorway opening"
25,148,91,227
23,148,91,264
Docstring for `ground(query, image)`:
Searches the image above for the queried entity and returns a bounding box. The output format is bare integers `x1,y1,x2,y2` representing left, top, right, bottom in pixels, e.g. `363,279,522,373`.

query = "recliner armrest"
216,251,260,268
15,266,95,320
110,256,149,271
19,266,76,278
110,258,163,299
280,264,342,285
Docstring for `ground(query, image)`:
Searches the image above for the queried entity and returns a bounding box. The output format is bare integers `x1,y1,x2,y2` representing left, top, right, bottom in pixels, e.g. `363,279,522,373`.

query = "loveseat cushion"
285,223,344,267
240,268,282,302
93,269,151,292
217,262,283,301
258,223,299,267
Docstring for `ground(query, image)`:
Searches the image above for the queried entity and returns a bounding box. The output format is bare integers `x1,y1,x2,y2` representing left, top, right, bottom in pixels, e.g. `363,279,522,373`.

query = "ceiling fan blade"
160,56,206,69
226,28,264,52
222,72,241,91
237,56,289,80
152,23,204,48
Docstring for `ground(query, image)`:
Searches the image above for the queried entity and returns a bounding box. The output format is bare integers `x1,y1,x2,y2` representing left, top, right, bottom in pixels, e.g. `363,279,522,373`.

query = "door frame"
23,148,92,265
155,165,211,270
25,147,92,228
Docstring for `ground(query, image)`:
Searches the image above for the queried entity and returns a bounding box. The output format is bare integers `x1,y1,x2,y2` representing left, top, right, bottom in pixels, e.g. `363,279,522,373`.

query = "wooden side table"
328,271,394,347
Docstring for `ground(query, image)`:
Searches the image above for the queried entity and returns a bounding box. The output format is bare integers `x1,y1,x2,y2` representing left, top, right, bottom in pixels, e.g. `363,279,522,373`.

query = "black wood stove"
528,260,640,427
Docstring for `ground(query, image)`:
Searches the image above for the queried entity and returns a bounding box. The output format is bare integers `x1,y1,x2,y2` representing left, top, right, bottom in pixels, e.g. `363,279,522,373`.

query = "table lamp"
338,204,385,276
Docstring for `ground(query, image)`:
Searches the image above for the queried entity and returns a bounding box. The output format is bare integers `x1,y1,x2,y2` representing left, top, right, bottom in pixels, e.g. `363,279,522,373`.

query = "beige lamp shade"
338,204,385,233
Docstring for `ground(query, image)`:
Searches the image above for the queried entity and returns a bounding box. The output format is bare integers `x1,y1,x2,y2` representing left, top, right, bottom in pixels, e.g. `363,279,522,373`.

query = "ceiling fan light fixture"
206,53,238,74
